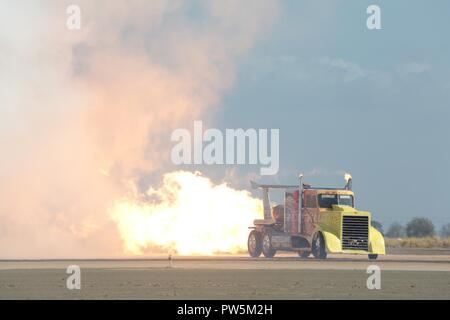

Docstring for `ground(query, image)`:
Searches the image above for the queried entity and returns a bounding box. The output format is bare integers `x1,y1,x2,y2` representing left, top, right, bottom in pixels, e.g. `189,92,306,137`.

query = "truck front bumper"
322,227,386,255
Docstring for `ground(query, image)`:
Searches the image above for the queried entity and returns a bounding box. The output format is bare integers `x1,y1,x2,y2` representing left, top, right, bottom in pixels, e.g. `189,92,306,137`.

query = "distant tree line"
371,218,450,238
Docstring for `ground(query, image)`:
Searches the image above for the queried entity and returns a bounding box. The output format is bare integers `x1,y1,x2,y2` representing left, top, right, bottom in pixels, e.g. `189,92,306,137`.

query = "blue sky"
210,0,450,229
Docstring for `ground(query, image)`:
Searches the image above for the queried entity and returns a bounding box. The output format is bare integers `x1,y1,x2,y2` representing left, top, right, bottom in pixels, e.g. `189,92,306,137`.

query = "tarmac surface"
1,253,450,271
1,253,449,299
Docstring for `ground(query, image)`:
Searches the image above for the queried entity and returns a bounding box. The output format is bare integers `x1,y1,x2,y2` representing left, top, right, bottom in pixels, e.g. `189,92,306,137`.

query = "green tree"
386,222,405,238
406,218,435,238
440,223,450,238
371,220,384,234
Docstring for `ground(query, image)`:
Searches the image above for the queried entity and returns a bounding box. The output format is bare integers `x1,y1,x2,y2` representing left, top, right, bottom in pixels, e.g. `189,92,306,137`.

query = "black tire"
247,230,263,258
368,254,378,260
312,232,327,259
298,251,311,259
262,230,276,258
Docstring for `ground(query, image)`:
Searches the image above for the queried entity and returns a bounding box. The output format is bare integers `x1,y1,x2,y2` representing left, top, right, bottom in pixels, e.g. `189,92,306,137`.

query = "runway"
1,254,449,299
1,253,450,271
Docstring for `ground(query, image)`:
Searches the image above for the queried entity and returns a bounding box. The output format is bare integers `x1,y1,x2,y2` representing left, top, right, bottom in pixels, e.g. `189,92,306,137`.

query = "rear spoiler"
250,180,298,190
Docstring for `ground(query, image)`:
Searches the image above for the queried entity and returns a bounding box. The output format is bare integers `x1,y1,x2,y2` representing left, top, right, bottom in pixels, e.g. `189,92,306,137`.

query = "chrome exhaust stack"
344,173,353,190
298,173,304,234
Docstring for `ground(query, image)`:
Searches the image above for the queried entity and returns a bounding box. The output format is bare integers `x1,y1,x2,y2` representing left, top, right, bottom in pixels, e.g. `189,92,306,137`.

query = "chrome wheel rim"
263,234,270,251
249,234,256,252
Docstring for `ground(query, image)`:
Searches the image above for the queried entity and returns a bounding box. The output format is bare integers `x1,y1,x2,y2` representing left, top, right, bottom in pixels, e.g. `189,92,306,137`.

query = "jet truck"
247,174,385,260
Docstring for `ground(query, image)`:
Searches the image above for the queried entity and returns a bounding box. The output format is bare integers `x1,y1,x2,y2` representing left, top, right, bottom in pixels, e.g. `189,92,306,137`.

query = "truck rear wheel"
262,231,276,258
248,230,263,257
312,232,327,259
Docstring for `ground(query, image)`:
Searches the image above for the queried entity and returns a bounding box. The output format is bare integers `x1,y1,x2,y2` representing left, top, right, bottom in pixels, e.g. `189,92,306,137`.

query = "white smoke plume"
0,1,279,258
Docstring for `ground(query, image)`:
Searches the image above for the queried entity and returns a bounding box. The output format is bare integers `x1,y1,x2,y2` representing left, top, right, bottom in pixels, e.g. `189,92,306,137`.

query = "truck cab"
301,188,355,238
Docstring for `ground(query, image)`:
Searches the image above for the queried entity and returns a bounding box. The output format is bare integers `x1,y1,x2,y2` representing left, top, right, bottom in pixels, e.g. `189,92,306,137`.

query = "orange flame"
110,171,263,255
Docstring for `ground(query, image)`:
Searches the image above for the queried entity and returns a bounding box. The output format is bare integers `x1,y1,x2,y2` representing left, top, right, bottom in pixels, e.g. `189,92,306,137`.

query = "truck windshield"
338,195,354,207
318,194,354,208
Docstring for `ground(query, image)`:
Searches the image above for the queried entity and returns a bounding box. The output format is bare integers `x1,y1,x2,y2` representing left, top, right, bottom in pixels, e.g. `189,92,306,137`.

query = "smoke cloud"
0,1,278,258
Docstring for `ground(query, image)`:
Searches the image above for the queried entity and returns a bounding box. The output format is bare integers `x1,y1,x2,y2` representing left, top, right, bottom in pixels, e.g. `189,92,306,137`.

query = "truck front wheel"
262,231,276,258
312,232,327,259
248,230,263,258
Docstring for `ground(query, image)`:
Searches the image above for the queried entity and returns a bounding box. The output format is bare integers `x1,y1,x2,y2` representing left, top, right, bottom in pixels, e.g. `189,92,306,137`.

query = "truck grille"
342,216,369,250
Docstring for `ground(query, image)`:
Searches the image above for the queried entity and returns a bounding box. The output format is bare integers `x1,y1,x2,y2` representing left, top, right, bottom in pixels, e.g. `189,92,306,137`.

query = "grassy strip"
385,237,450,248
